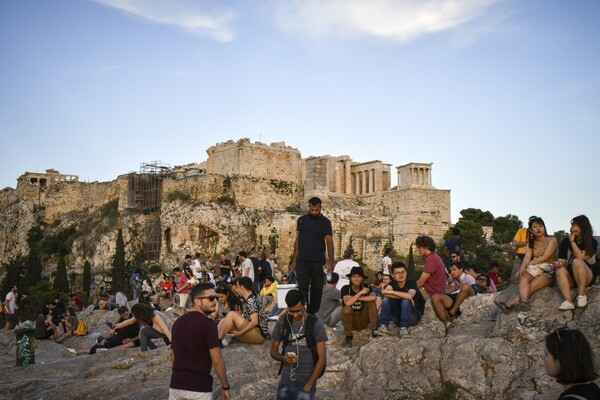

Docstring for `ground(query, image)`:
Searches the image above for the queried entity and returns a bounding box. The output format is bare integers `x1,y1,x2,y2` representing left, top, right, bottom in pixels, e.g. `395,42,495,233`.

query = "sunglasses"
198,295,219,301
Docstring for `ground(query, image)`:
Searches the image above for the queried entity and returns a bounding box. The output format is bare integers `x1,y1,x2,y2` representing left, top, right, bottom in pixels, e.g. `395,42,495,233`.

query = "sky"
1,0,599,234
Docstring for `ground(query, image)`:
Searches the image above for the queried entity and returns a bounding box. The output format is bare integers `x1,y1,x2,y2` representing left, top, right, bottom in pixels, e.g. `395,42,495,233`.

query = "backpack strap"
277,315,292,376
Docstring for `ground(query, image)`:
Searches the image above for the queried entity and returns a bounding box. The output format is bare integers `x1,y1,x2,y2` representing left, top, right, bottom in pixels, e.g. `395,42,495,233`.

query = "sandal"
493,300,511,314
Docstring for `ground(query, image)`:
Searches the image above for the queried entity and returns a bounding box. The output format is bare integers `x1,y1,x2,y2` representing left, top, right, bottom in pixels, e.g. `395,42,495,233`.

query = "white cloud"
273,0,503,43
91,0,235,42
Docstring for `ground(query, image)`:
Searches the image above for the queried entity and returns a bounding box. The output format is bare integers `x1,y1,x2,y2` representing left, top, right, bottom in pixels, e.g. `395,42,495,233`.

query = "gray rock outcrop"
1,284,597,399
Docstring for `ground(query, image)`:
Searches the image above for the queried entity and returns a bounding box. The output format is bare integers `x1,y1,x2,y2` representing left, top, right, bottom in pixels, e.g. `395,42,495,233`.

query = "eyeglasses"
555,327,569,341
198,295,219,301
288,308,304,315
451,256,458,259
393,271,406,275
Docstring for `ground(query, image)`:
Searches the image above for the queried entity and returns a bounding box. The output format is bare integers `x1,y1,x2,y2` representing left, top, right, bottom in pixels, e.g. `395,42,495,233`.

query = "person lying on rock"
75,306,140,355
431,262,475,332
465,265,496,292
340,266,378,348
113,303,172,352
217,276,269,346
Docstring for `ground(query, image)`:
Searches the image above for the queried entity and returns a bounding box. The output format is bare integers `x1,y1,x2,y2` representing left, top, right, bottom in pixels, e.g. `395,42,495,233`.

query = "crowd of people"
3,199,599,399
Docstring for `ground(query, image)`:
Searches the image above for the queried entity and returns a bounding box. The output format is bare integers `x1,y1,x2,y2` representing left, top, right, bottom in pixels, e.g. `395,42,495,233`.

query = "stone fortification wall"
206,139,303,185
42,179,128,222
163,174,304,211
383,187,451,254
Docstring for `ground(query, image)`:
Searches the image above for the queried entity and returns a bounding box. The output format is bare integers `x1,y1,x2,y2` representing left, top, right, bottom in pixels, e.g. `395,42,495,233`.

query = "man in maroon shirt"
68,293,85,312
170,283,231,399
415,235,447,299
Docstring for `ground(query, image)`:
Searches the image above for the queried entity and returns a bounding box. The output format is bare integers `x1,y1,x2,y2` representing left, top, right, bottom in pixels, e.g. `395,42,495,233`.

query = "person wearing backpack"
270,289,327,400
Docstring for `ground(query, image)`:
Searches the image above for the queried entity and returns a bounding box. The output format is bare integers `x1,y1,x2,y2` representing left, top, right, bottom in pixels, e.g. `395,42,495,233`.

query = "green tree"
492,214,523,245
444,219,486,261
407,245,416,279
54,256,70,294
18,280,56,322
554,230,569,246
460,208,495,226
82,260,92,301
110,229,127,294
0,256,25,297
22,246,42,293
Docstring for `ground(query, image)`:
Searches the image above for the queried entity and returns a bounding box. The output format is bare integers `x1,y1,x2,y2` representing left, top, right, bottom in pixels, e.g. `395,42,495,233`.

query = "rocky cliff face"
0,173,402,293
1,284,596,399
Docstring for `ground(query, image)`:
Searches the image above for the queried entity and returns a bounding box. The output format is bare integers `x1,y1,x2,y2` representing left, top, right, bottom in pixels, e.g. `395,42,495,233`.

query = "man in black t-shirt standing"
291,197,334,315
219,253,233,282
373,262,424,337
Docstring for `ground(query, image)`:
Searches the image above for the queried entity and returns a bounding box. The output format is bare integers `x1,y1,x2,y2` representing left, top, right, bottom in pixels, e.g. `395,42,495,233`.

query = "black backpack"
277,314,324,378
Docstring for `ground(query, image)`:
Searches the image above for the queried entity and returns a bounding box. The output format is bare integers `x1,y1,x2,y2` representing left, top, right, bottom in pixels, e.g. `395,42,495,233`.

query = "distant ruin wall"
384,188,451,254
42,179,128,222
206,139,303,185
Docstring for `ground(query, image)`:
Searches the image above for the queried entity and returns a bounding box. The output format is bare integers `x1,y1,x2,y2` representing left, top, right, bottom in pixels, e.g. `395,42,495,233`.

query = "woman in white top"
333,248,360,291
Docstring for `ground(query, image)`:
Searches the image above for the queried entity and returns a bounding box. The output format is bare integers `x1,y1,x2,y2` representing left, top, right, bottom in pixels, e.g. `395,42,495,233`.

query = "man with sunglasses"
170,283,231,400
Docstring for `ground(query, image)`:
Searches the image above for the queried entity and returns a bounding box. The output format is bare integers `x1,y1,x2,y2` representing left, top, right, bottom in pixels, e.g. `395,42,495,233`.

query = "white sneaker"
373,325,389,337
576,295,588,308
398,327,408,336
96,348,108,352
267,316,279,321
221,336,232,347
558,300,575,310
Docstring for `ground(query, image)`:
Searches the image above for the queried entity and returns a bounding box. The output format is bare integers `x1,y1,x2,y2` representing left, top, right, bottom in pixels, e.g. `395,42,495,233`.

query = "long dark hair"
528,217,548,248
216,284,242,312
546,328,598,384
131,303,155,326
571,215,594,258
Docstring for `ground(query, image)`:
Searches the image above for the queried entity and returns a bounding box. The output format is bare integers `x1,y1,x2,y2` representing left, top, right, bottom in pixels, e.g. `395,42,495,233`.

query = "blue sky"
1,0,599,234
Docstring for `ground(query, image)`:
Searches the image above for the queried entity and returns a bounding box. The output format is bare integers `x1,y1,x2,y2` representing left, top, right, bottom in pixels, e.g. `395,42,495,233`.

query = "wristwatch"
222,385,230,391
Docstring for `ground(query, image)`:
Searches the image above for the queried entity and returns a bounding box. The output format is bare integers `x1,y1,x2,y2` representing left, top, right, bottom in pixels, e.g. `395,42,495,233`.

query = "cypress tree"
23,247,42,293
407,245,416,279
110,229,127,294
82,260,92,301
54,256,70,294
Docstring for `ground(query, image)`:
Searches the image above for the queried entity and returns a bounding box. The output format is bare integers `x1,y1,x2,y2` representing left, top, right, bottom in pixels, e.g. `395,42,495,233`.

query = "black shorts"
566,262,600,281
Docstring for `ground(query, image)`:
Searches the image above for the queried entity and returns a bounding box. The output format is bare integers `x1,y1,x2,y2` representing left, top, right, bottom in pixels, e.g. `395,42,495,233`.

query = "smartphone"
286,352,296,357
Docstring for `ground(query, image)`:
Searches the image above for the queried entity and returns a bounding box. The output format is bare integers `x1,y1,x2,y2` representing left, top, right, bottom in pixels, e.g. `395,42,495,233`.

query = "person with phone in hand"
270,290,327,400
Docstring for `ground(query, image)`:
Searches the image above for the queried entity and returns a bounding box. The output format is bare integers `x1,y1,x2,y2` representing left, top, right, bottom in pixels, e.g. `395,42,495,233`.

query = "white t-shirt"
5,291,17,314
381,256,392,276
333,259,360,291
242,258,255,282
192,259,203,279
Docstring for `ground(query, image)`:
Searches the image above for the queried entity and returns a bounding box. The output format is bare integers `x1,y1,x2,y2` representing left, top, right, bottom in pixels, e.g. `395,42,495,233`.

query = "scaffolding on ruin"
126,161,171,261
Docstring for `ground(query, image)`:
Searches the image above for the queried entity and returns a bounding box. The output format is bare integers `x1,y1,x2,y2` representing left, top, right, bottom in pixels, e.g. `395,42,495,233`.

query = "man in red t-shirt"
155,276,174,309
174,268,192,315
415,235,447,299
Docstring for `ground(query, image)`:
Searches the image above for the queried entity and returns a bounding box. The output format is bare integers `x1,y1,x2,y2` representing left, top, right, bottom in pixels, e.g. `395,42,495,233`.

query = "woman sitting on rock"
114,303,172,351
544,328,600,399
555,215,598,310
213,284,242,322
495,217,557,313
55,306,78,343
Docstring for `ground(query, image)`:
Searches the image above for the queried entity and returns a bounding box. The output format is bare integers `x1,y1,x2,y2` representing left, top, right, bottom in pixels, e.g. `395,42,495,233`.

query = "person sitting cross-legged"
431,262,475,332
340,266,378,348
373,262,425,337
217,276,269,346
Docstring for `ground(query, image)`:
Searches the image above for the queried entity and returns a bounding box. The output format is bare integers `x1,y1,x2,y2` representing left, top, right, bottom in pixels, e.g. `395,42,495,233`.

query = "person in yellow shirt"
511,216,536,282
259,276,278,310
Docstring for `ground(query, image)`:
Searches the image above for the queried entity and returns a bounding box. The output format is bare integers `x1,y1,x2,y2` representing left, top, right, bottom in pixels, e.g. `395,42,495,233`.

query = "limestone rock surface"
1,285,598,399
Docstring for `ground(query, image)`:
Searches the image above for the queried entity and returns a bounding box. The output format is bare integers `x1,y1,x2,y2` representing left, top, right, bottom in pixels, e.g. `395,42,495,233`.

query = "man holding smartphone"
270,290,327,399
